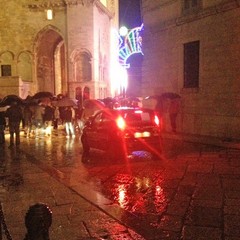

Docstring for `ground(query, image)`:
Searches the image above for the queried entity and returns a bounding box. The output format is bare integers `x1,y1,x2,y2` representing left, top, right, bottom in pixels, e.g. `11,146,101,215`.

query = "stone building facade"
0,0,118,103
141,0,240,139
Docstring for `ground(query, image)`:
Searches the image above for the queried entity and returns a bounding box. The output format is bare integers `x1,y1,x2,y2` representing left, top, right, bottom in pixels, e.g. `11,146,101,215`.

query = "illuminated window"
46,9,53,20
183,41,199,88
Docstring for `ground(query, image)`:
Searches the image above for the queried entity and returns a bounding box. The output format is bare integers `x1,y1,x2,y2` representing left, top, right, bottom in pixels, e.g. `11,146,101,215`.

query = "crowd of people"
0,94,182,148
0,100,85,148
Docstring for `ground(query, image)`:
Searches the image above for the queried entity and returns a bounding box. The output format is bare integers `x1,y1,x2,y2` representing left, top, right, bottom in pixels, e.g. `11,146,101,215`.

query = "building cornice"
26,0,98,9
148,0,240,34
26,1,66,9
94,0,114,19
25,0,113,19
176,0,240,25
64,0,94,6
143,0,178,13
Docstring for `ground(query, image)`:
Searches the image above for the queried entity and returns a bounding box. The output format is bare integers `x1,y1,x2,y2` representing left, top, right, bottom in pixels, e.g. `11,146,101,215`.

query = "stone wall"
141,0,240,139
0,0,117,100
0,77,30,99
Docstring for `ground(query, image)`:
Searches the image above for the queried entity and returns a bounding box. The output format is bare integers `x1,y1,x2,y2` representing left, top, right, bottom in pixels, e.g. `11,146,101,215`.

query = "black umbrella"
161,92,181,99
126,96,141,102
145,95,162,100
0,94,23,106
22,95,40,106
32,91,53,99
52,98,78,107
101,97,117,108
83,99,105,109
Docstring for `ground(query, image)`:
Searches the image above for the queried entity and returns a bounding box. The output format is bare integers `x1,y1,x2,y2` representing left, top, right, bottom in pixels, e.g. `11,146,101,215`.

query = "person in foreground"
5,101,23,148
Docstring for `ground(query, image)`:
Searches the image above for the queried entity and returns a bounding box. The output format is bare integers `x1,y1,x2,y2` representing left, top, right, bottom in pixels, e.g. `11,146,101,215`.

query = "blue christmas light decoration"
118,24,144,68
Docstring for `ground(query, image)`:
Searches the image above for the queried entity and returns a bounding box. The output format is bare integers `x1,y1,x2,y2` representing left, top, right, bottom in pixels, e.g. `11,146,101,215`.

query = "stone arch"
17,51,33,81
34,25,66,94
70,49,92,82
0,51,14,62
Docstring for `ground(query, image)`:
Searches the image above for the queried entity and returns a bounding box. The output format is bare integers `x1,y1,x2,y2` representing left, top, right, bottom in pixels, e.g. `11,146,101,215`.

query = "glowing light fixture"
46,9,53,20
119,26,128,36
118,24,144,68
110,24,144,97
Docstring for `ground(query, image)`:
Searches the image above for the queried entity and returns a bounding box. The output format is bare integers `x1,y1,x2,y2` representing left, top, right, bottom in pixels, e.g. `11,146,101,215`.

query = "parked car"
81,107,162,162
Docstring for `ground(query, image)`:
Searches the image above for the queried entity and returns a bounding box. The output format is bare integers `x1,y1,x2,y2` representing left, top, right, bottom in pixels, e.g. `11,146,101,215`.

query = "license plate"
134,132,151,138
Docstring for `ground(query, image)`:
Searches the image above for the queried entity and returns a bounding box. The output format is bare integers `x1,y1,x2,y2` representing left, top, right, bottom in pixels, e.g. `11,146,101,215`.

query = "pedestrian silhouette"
169,98,180,133
5,102,23,147
0,110,6,145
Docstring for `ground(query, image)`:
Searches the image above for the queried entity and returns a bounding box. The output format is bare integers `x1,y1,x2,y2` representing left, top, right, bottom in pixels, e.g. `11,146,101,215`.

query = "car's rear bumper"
124,136,162,153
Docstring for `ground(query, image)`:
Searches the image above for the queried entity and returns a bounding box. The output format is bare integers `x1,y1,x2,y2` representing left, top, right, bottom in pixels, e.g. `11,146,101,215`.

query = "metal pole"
24,203,52,240
0,203,12,240
0,220,2,240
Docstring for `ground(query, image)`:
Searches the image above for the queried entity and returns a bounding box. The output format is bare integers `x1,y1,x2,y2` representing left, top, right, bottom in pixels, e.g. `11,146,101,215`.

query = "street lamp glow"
110,24,143,97
119,26,128,36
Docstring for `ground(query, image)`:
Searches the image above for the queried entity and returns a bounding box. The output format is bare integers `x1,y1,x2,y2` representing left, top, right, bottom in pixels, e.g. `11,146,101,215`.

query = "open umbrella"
82,99,105,120
53,98,78,107
145,95,162,101
22,95,38,106
142,96,159,110
126,96,141,102
32,91,53,99
83,99,105,109
100,97,117,108
0,95,24,106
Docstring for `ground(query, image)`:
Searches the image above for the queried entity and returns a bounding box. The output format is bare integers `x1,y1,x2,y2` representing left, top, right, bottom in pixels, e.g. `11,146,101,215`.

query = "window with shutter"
183,41,200,88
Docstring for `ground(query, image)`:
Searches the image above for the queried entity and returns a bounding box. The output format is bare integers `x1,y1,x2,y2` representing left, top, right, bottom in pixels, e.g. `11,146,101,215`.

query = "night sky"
119,0,143,96
119,0,142,29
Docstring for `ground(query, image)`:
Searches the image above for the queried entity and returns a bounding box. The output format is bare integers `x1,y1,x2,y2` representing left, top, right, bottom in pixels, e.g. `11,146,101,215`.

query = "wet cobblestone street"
1,130,240,239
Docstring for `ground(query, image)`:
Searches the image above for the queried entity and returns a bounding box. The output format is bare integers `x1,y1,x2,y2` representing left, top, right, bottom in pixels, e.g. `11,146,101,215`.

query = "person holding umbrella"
169,97,181,133
0,109,6,145
62,106,75,138
5,101,23,148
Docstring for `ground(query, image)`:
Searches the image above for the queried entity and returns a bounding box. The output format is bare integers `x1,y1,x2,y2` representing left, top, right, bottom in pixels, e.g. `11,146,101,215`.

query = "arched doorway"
35,26,66,95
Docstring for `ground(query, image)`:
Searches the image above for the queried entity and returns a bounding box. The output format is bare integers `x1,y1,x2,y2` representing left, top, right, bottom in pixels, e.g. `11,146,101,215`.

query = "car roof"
93,107,156,116
113,107,154,112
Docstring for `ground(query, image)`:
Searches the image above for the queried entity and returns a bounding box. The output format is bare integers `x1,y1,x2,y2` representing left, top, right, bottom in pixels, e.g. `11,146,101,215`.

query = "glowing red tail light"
116,116,126,130
154,115,160,127
134,110,142,114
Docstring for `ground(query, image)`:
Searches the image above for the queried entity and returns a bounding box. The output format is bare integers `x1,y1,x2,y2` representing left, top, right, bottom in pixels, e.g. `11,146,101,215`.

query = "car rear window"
123,110,154,126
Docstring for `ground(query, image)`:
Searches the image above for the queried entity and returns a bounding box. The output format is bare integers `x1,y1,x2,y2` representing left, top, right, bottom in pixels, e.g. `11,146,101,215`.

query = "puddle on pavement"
102,172,168,215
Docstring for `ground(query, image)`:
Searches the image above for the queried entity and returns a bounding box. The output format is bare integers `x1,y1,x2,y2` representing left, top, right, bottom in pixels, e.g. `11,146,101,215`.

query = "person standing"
75,107,84,135
23,105,33,138
5,102,23,147
32,102,45,137
169,98,180,133
62,106,75,138
43,104,54,136
0,110,6,145
155,96,164,118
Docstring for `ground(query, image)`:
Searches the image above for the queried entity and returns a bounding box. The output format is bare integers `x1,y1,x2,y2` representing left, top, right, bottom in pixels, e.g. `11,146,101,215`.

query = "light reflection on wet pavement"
6,129,240,239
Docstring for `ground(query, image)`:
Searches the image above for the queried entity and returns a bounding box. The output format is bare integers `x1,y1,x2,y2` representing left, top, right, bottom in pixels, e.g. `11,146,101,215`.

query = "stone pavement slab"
0,146,144,240
1,130,240,239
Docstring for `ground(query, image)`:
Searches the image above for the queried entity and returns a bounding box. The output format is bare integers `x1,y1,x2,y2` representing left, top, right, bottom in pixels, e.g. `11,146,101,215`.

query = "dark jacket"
0,112,6,126
62,107,72,122
43,106,54,122
5,105,23,123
